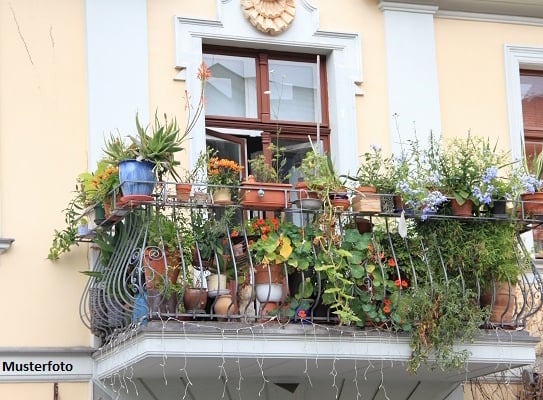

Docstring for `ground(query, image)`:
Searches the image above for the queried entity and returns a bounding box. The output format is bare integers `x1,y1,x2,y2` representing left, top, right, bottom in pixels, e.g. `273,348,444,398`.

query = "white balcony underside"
94,322,538,385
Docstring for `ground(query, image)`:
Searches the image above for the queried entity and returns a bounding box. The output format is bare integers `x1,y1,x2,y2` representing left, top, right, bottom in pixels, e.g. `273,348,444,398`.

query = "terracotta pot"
143,248,180,289
258,301,279,322
480,282,517,327
520,192,543,218
213,294,234,317
294,181,319,200
254,263,284,284
450,198,473,217
240,175,292,211
355,217,373,233
183,287,208,312
175,183,192,202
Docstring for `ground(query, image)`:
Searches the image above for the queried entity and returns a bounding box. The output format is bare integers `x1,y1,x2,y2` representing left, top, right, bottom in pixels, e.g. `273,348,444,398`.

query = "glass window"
203,54,257,118
203,47,330,182
268,59,319,123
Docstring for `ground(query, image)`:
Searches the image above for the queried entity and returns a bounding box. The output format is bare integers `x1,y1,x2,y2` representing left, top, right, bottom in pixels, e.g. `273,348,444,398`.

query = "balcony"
79,182,543,398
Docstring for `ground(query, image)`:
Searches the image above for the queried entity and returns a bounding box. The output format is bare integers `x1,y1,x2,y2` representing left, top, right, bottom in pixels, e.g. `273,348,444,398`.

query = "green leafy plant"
398,280,488,374
247,141,290,183
190,207,235,275
344,145,394,191
314,227,371,325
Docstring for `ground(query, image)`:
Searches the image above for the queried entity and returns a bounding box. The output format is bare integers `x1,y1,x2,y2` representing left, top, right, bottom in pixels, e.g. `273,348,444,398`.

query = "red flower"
387,258,396,267
383,304,391,314
297,309,307,319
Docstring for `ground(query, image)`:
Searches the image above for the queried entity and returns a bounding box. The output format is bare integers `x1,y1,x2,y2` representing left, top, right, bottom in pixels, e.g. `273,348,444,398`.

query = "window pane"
521,73,543,131
268,59,319,123
203,54,257,118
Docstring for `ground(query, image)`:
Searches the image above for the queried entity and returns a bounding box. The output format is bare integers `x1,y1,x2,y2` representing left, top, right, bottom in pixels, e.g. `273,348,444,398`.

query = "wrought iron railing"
78,182,543,342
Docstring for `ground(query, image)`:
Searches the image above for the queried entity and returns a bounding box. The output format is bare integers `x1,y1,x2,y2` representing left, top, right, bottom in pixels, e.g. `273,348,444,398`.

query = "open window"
203,46,330,182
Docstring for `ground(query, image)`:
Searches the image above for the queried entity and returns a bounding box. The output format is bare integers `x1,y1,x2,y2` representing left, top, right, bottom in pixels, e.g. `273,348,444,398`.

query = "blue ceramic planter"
118,159,156,198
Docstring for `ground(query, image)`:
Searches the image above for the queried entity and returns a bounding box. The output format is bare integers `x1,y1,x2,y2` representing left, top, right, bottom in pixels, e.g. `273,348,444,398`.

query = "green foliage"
315,227,371,325
344,145,394,191
399,280,488,374
191,207,235,273
103,112,190,182
248,142,290,183
416,219,523,287
47,196,81,260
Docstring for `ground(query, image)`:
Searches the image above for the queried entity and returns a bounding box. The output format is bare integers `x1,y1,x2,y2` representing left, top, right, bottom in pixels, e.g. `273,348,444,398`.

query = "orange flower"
383,298,391,305
387,258,395,267
230,230,239,238
197,61,211,81
383,304,391,314
297,309,307,319
394,279,401,288
401,280,408,288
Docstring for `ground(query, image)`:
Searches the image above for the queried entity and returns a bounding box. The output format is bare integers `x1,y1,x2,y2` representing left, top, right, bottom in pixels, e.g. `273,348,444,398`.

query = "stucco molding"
437,10,543,27
377,0,543,19
378,1,438,14
174,0,362,178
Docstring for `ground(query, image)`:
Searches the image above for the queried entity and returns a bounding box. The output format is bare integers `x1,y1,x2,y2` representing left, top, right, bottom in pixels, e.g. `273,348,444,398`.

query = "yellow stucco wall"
1,0,542,369
0,0,90,346
0,382,89,400
435,17,543,148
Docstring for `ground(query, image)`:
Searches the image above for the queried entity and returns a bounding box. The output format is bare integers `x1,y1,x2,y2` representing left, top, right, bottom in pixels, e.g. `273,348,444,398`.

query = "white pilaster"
85,0,150,168
379,1,441,153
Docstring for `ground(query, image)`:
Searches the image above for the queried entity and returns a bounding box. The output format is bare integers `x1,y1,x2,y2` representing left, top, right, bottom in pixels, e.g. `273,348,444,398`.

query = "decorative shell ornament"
241,0,296,35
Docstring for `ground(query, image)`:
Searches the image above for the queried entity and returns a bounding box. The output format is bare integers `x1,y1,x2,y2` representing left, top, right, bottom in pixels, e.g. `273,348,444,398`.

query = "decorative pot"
143,248,180,289
240,175,292,211
213,294,234,317
352,186,381,213
294,181,319,201
211,187,232,204
490,198,508,218
520,192,543,218
355,217,373,233
255,283,284,302
258,301,279,322
183,287,208,312
329,191,350,211
206,274,228,297
480,282,517,327
254,263,284,284
77,224,90,237
118,159,156,201
450,198,473,217
175,183,192,202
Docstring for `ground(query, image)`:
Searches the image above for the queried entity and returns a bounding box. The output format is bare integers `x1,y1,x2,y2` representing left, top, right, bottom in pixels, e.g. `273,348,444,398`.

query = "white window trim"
174,0,363,177
504,44,543,161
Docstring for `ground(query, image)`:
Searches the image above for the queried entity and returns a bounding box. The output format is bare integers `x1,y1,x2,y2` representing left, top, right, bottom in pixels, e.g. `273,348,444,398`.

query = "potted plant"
299,145,348,210
344,145,393,213
437,135,510,216
102,112,188,200
102,62,210,200
398,279,488,374
240,141,292,211
143,210,183,289
190,207,235,296
518,146,543,217
206,148,243,204
176,148,208,203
